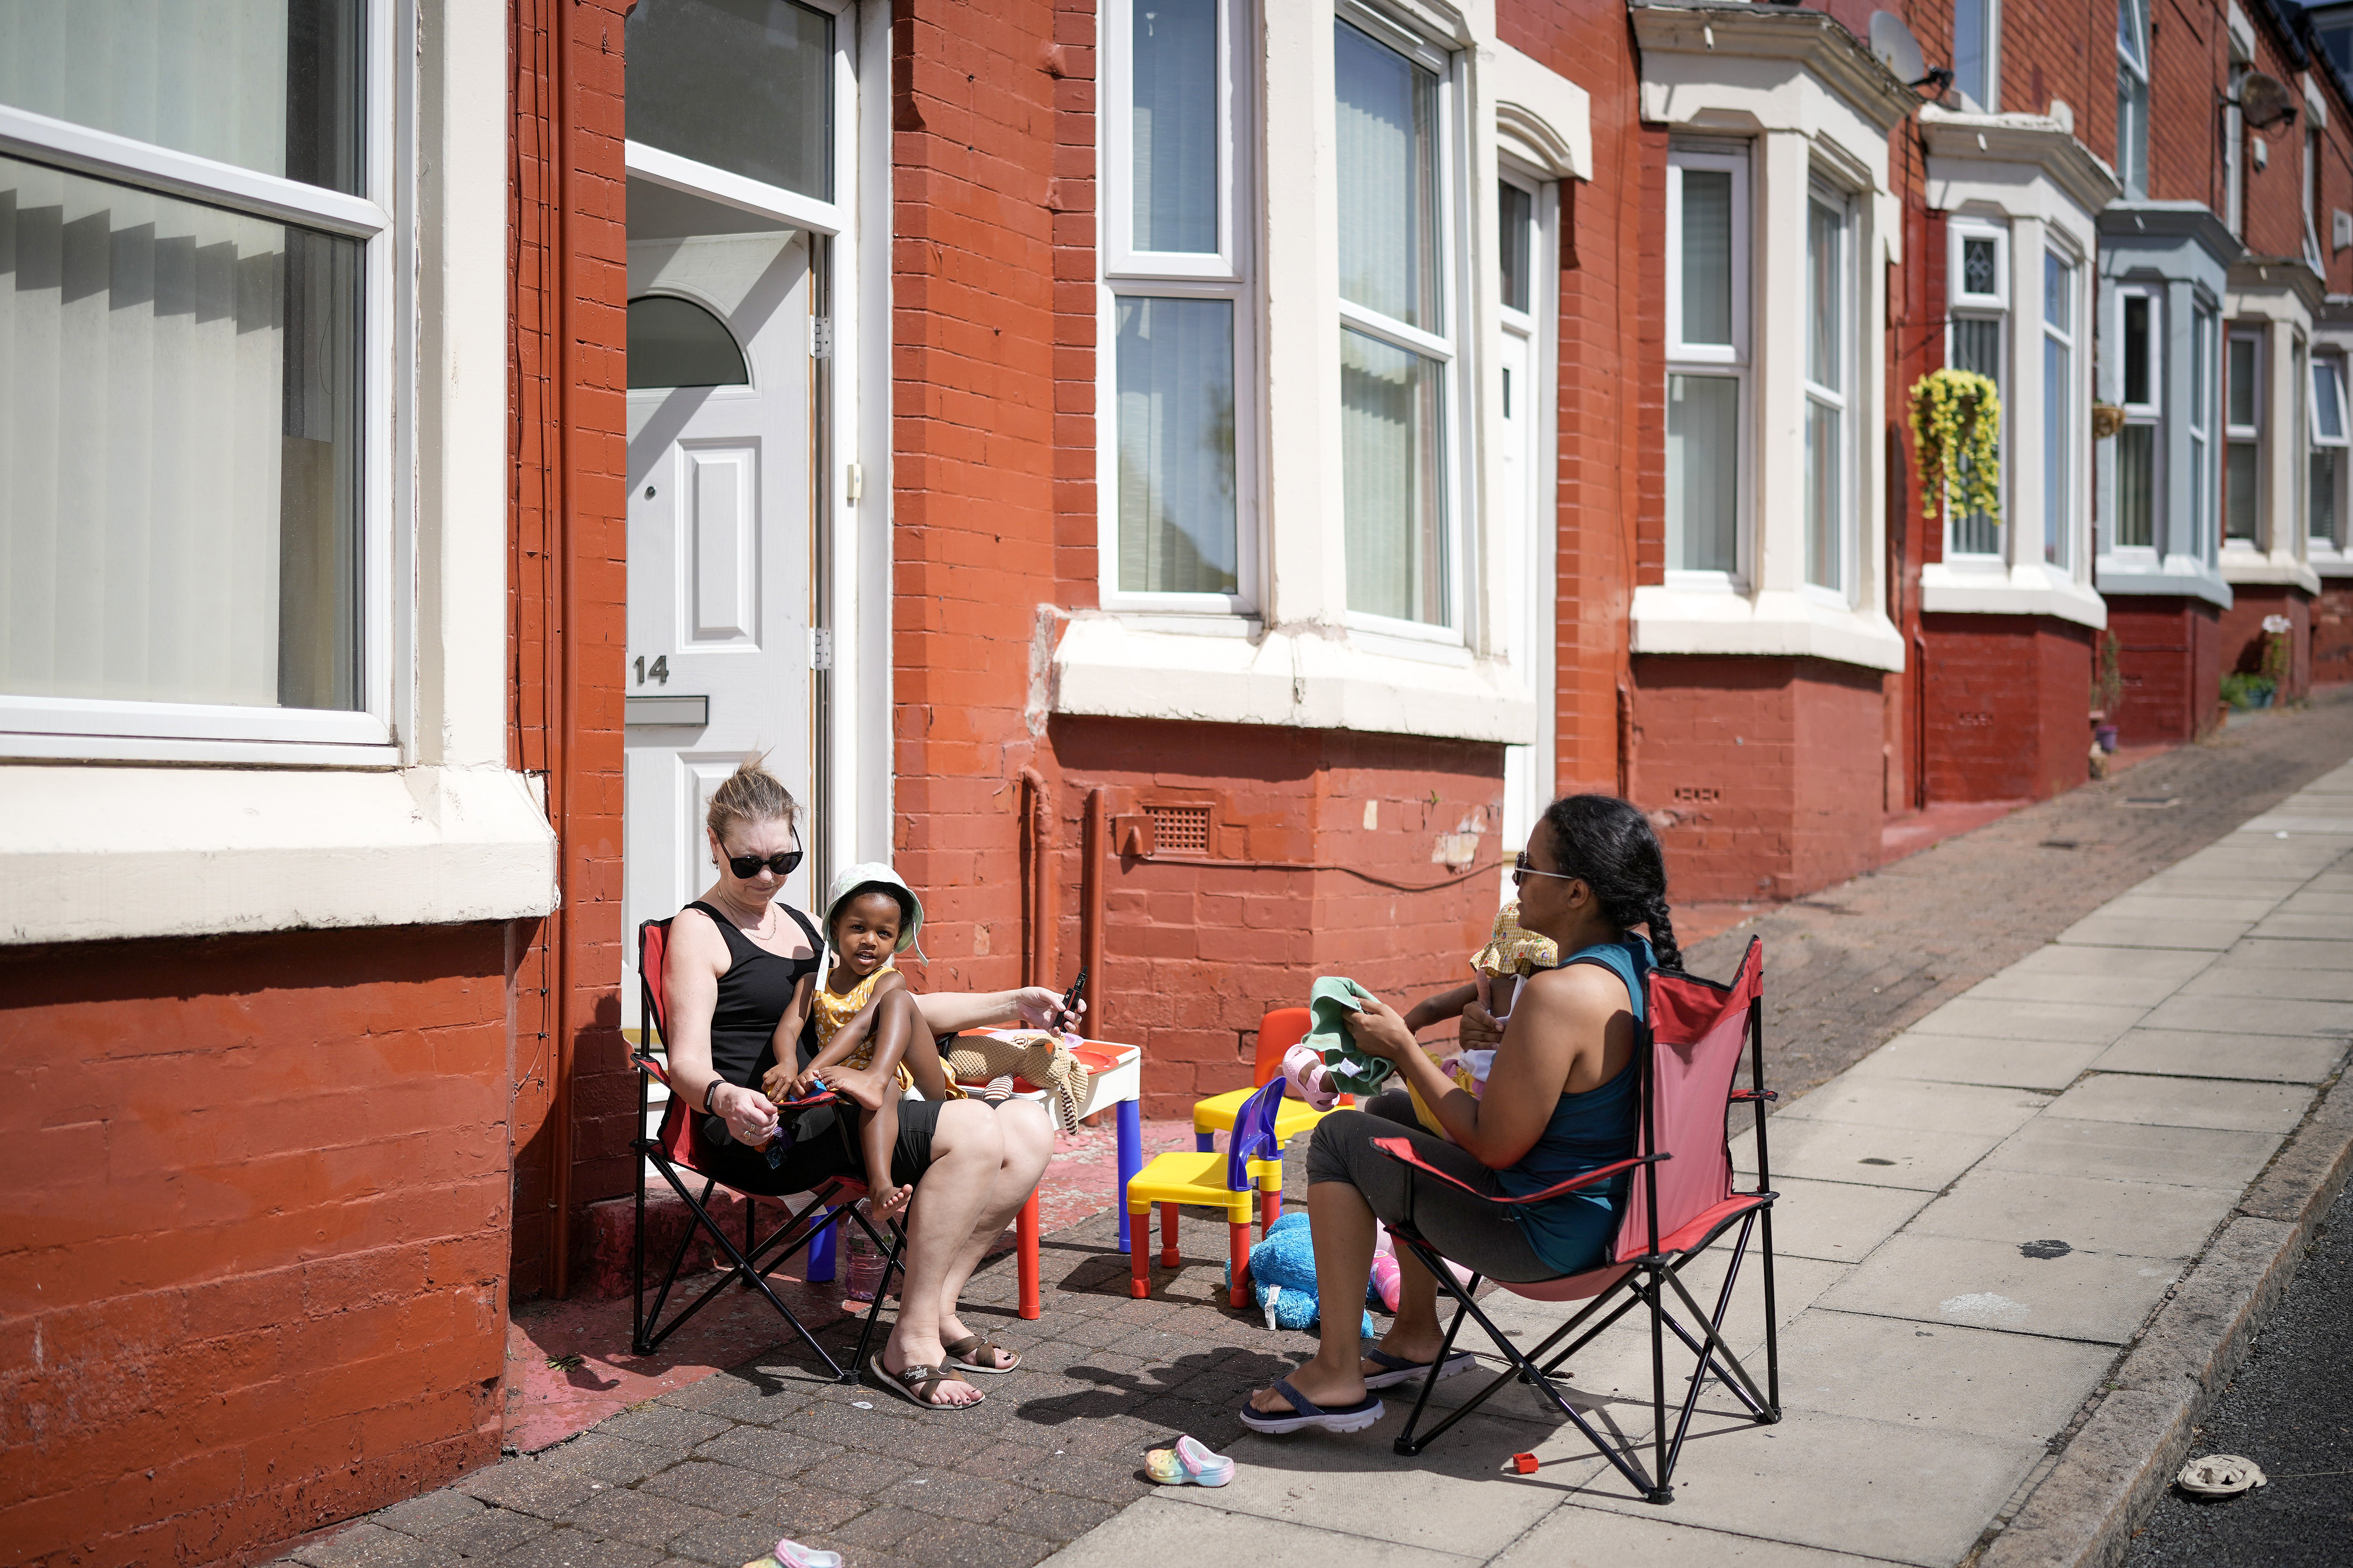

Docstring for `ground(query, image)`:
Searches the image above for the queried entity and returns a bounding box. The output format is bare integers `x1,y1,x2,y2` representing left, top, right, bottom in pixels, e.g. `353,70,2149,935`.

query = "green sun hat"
823,861,925,955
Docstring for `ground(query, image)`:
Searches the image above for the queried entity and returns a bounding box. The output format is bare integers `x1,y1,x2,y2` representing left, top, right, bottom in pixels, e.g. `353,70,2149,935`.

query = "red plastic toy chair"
631,918,902,1378
1374,937,1780,1504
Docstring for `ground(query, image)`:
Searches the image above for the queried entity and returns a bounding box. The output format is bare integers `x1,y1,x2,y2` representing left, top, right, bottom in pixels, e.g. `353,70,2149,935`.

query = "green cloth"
1305,977,1394,1095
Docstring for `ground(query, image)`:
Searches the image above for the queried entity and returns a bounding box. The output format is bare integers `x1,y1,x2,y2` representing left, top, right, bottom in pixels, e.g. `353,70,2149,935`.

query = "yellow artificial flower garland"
1908,367,2002,525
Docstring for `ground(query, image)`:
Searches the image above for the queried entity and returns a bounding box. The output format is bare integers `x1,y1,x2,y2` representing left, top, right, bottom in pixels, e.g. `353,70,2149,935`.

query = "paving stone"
656,1374,816,1428
823,1505,932,1550
2250,911,2353,938
1963,969,2186,1006
1772,1309,2114,1442
1982,1116,2281,1189
1839,1031,2105,1091
793,1449,917,1498
1732,1118,2002,1191
2088,1029,2346,1084
1818,1233,2180,1344
661,1516,788,1568
2045,1072,2313,1134
532,1434,672,1487
434,1509,555,1560
1908,996,2151,1045
2179,964,2353,1001
592,1406,735,1454
635,1459,797,1519
2055,913,2253,951
556,1491,725,1553
289,1523,457,1568
1747,1176,1931,1264
2096,892,2287,923
884,1466,1020,1524
373,1491,488,1539
1048,1496,1481,1568
453,1460,603,1522
2137,993,2353,1037
483,1528,658,1568
894,1518,1058,1568
1903,1168,2238,1260
1488,1501,1897,1568
2004,945,2221,983
1778,1075,2054,1136
2213,936,2353,969
688,1425,842,1476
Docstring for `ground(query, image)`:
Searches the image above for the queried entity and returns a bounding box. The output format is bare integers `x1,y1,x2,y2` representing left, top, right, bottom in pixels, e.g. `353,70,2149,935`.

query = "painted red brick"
1921,615,2097,802
2109,597,2225,744
2317,581,2353,685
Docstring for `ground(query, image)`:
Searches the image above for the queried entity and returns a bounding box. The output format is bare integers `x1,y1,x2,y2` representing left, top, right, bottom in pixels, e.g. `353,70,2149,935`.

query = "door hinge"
810,317,833,359
809,628,835,670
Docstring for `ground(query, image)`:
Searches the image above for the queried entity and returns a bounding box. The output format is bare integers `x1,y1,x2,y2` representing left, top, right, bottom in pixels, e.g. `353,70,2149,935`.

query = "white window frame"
1664,140,1751,588
1096,0,1259,616
2307,127,2327,273
1945,216,2009,561
1334,2,1472,645
2316,351,2351,550
2042,247,2078,570
1803,176,1858,603
2225,326,2265,546
0,2,401,764
2117,0,2151,200
1952,0,2001,113
2112,283,2164,556
2190,303,2216,563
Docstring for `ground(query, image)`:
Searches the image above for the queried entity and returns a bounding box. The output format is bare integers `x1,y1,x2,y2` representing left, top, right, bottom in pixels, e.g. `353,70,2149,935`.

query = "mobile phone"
1056,968,1089,1033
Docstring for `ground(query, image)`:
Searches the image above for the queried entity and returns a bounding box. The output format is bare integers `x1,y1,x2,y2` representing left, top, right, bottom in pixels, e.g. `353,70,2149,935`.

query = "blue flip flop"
1361,1346,1477,1390
1237,1377,1386,1435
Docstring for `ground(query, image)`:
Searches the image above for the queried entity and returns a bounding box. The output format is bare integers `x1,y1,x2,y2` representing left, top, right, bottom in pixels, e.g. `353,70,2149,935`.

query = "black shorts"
694,1096,946,1197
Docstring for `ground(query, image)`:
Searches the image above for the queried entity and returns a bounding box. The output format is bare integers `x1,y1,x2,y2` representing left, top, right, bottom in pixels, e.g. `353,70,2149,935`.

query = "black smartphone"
1056,968,1089,1033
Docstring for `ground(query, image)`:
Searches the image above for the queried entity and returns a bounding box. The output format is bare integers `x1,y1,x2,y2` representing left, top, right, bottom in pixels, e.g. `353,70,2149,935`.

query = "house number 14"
633,655,669,686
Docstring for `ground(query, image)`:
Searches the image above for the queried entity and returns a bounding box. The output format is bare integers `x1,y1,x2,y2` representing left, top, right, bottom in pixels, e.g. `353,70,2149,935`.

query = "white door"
622,228,816,1031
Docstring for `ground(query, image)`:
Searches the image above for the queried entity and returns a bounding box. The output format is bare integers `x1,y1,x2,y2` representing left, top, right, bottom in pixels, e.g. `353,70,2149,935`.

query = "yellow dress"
812,959,959,1097
1410,901,1560,1135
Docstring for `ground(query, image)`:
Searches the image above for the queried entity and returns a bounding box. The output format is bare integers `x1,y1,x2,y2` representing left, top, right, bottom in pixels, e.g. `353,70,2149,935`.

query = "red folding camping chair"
1374,936,1779,1504
631,917,903,1379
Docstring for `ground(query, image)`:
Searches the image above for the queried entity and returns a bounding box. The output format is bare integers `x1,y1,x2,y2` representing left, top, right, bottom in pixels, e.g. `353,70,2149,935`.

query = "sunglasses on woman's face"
1512,851,1578,889
726,848,804,879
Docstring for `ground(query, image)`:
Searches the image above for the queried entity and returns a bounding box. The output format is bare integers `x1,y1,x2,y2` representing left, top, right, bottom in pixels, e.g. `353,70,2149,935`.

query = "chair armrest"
632,1051,673,1089
1370,1137,1667,1206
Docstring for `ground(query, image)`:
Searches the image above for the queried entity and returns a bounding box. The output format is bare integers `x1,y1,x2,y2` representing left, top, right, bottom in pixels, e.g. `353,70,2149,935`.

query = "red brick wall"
1921,613,2095,802
2219,583,2314,698
2110,596,2224,742
1498,0,1643,793
508,0,632,1300
1998,0,2113,138
1047,720,1506,1115
0,927,512,1568
1628,656,1888,903
2315,580,2353,684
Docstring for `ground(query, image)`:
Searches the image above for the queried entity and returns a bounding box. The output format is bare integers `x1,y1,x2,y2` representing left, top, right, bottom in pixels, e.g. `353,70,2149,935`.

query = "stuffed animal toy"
1227,1212,1379,1337
941,1029,1088,1134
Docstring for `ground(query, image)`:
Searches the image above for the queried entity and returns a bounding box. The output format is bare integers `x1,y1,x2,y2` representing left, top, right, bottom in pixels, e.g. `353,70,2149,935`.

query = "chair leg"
1159,1203,1180,1268
1262,1186,1282,1232
1016,1187,1041,1321
1228,1220,1252,1309
1129,1208,1151,1298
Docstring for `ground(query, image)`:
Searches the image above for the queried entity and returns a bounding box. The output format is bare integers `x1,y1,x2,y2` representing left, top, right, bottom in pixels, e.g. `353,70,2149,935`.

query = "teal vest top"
1493,934,1651,1275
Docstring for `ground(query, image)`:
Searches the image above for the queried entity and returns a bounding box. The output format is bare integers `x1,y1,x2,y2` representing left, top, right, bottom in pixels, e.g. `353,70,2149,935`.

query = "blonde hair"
706,752,800,843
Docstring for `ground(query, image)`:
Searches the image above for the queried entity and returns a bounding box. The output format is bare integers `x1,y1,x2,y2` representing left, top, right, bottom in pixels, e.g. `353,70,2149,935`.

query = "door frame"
620,0,894,914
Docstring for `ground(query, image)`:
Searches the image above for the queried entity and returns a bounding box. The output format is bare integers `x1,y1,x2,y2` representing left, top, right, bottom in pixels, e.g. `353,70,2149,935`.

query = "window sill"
1628,586,1906,672
2218,547,2324,594
2094,552,2234,608
1919,563,2108,628
1050,614,1536,745
2312,547,2353,579
0,763,557,947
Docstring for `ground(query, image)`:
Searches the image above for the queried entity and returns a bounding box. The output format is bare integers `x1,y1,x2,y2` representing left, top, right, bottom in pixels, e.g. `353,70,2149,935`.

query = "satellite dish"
2240,71,2298,132
1869,12,1926,84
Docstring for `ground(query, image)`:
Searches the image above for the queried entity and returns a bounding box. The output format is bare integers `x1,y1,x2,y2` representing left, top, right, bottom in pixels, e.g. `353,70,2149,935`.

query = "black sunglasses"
726,848,804,879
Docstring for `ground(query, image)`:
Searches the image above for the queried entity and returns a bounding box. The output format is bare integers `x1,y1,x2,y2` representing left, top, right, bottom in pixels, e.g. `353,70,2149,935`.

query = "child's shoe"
1144,1434,1235,1487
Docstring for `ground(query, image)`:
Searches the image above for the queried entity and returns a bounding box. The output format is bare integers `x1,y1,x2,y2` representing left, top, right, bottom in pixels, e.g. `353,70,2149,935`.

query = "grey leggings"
1305,1091,1557,1284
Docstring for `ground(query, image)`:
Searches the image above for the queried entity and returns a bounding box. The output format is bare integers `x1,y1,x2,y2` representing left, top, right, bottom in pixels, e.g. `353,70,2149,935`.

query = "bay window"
1335,14,1459,629
2043,251,2075,567
2226,330,2263,544
1947,219,2007,559
2116,0,2150,199
1101,0,1252,606
1805,183,1855,595
2115,287,2162,550
1665,143,1747,579
2313,354,2347,549
0,0,392,758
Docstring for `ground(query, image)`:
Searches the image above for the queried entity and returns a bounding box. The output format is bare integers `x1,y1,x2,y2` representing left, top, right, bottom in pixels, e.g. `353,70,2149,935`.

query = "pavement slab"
279,696,2353,1568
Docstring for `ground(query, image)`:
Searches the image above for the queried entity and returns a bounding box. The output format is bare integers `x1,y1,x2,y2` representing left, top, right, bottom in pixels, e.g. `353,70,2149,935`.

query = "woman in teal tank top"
1243,795,1682,1436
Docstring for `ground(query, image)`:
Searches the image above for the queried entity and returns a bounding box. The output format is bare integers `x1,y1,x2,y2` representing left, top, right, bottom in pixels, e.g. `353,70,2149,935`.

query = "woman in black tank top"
657,758,1075,1409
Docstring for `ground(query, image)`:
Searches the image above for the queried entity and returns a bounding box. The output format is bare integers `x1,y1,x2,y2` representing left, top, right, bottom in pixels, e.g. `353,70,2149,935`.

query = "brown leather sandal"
872,1360,984,1409
943,1334,1022,1374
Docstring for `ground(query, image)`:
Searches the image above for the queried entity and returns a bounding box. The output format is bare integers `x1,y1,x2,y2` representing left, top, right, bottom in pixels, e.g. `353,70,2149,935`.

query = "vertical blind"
1116,297,1237,594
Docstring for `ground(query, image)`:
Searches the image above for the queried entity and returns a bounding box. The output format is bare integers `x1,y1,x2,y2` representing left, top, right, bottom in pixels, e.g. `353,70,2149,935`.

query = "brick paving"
281,690,2353,1568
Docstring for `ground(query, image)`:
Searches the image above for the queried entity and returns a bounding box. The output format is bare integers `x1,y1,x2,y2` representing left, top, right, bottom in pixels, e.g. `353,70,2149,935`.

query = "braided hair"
1538,793,1682,971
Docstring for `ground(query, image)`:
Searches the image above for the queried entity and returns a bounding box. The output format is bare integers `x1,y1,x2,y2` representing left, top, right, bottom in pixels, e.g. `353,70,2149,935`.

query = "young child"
770,866,961,1219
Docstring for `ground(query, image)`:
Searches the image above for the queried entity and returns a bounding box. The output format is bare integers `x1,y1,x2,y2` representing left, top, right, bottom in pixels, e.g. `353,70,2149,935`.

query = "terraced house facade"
6,1,2353,1563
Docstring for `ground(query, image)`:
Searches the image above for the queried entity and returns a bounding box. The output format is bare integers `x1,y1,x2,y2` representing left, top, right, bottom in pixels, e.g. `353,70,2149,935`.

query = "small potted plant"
2090,631,2122,753
2261,613,2294,703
